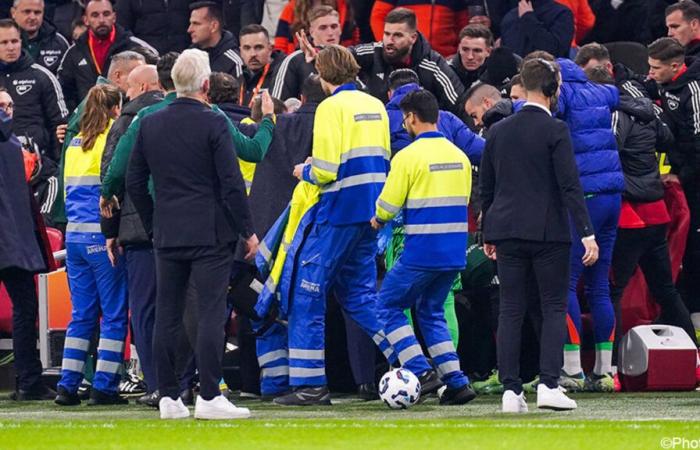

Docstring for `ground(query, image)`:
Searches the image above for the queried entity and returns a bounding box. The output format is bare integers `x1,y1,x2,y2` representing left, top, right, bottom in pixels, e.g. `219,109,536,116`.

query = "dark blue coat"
500,0,574,58
557,58,624,195
386,83,485,164
0,113,46,272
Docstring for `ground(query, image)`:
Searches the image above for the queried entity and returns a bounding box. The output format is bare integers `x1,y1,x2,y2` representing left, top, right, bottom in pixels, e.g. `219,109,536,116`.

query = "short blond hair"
315,45,360,86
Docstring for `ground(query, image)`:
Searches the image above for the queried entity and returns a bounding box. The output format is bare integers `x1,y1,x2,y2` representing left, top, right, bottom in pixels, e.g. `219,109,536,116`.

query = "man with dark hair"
208,71,249,121
0,19,67,162
350,8,466,119
481,58,596,413
239,24,285,107
666,1,700,59
500,0,574,58
648,37,700,335
116,0,192,54
509,74,526,100
12,0,70,74
450,24,493,89
188,1,243,78
275,45,396,406
57,0,158,111
372,88,476,405
575,42,652,100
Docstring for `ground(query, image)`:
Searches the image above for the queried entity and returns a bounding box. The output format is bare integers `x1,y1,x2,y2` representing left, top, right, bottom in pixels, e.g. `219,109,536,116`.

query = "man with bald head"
465,83,503,129
125,64,160,101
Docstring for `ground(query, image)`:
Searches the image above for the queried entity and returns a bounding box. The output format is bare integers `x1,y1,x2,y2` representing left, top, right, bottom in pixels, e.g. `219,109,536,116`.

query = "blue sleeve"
443,112,484,165
302,164,316,185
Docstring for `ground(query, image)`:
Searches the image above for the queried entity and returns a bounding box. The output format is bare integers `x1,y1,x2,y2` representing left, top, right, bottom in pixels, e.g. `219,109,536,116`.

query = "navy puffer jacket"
557,58,624,195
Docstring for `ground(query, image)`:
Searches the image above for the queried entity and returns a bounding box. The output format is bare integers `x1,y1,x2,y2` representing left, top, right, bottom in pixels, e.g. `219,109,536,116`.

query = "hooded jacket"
500,0,574,58
194,30,243,78
0,50,68,162
22,20,70,74
351,33,465,118
386,83,484,164
614,94,674,203
657,57,700,186
557,58,624,195
58,24,158,111
115,0,192,54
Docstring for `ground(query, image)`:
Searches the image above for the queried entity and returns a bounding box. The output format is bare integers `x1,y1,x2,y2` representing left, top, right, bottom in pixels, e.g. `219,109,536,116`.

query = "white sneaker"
537,383,577,410
502,390,528,413
159,396,190,419
194,395,251,420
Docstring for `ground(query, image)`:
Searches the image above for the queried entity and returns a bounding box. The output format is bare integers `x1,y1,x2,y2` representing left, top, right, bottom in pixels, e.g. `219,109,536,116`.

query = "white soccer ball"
379,368,421,409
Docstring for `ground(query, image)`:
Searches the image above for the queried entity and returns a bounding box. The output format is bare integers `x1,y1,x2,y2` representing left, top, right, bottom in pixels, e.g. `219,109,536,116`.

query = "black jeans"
0,267,43,391
495,239,570,394
682,182,700,313
610,224,697,351
154,244,234,400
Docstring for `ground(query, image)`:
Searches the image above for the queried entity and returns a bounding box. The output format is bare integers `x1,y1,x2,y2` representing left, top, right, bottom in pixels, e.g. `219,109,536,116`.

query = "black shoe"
439,384,477,405
77,380,91,400
136,390,160,408
180,388,194,406
273,387,332,406
261,391,291,402
55,386,81,406
119,372,147,398
87,389,129,406
357,383,379,401
11,384,56,401
418,370,444,396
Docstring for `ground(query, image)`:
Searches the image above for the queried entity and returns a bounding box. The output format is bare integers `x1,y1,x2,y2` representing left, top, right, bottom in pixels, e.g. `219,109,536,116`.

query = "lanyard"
87,27,115,74
241,63,270,107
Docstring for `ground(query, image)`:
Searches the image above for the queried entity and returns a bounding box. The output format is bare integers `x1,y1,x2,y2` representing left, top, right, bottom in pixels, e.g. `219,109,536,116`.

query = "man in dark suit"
126,49,258,420
479,58,598,413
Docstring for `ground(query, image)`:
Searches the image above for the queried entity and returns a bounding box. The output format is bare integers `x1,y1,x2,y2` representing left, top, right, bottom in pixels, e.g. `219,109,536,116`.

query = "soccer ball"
379,368,421,409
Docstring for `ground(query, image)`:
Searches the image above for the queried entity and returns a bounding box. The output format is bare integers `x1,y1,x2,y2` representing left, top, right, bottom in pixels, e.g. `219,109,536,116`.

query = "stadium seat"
604,41,649,78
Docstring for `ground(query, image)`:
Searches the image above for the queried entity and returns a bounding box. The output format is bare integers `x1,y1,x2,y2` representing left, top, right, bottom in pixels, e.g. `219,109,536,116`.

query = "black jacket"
480,105,593,243
116,0,193,54
270,50,315,101
500,0,574,58
0,112,46,273
218,102,251,122
614,95,674,203
58,25,158,111
657,57,700,186
0,51,68,162
350,33,466,117
482,99,517,132
23,20,70,74
100,90,164,243
449,55,486,90
687,40,700,60
240,50,285,106
613,63,652,99
248,102,318,237
126,98,253,248
194,31,243,78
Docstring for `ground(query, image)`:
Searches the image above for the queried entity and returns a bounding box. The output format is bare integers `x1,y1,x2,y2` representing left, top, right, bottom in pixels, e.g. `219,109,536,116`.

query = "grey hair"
13,0,45,8
172,49,211,96
107,51,146,77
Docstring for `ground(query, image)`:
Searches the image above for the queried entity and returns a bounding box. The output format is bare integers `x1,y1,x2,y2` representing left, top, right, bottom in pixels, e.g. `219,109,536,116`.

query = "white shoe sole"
160,409,190,419
194,408,251,420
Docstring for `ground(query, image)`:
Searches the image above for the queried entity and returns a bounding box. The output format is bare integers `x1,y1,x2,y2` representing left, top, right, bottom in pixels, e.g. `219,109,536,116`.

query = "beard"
382,45,411,66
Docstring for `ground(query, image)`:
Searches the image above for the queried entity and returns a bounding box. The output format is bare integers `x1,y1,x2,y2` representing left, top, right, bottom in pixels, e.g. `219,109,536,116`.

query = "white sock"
691,313,700,331
594,348,613,375
563,348,582,376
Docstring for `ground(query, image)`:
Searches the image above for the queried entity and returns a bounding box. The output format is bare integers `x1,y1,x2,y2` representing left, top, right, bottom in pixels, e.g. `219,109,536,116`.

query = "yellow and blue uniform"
288,83,396,388
375,131,472,389
59,120,128,396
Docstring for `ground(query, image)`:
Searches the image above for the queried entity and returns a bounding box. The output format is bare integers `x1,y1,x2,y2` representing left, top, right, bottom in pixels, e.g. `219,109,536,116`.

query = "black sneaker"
55,386,81,406
418,370,444,396
119,372,147,398
136,390,160,408
273,387,332,406
180,387,195,406
77,380,91,400
357,383,379,401
87,389,129,406
439,384,477,405
10,385,56,401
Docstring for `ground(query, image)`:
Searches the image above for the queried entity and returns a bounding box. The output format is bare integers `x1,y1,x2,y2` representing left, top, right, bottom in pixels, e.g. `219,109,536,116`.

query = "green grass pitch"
1,391,699,449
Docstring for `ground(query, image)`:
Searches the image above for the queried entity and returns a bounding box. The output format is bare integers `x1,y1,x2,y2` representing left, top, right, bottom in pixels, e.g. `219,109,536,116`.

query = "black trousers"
495,239,570,394
610,224,697,351
682,182,700,313
154,244,234,400
0,267,43,391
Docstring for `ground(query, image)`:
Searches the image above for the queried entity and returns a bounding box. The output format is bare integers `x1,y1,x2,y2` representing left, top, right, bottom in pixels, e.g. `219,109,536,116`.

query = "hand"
484,243,497,260
661,173,680,184
244,234,259,260
56,124,67,143
260,90,274,116
296,29,318,63
581,237,599,266
370,216,384,230
106,238,122,267
293,163,306,180
99,195,120,218
518,0,534,17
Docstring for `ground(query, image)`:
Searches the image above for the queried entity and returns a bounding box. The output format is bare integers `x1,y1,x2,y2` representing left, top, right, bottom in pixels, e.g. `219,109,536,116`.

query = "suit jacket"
126,97,253,249
480,105,593,243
